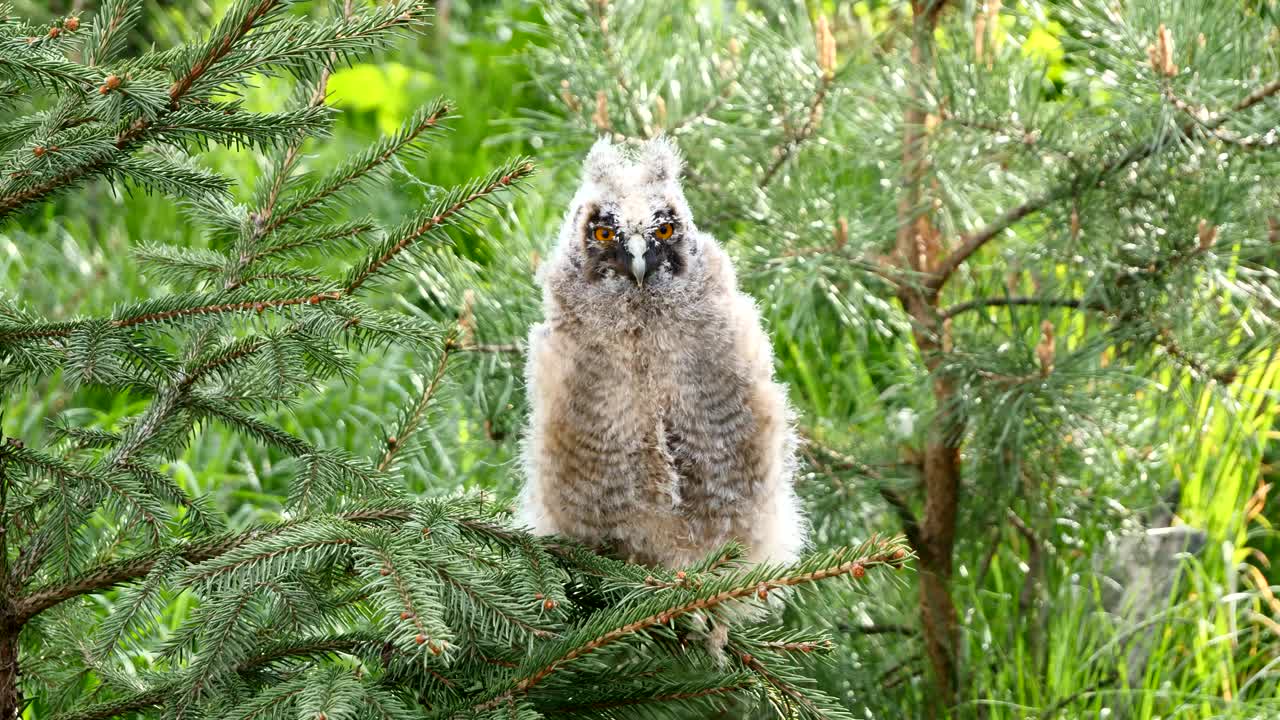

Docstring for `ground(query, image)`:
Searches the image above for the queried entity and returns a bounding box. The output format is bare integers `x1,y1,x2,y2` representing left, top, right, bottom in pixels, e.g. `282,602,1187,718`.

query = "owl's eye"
654,222,674,240
593,226,615,243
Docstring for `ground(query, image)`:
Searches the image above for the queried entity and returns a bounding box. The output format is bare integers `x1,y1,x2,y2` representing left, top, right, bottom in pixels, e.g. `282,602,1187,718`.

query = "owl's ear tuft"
640,136,683,184
583,137,623,185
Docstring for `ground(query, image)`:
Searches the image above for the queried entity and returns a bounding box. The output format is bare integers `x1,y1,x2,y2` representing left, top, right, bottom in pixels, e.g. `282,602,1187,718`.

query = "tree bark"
894,1,961,711
0,627,19,720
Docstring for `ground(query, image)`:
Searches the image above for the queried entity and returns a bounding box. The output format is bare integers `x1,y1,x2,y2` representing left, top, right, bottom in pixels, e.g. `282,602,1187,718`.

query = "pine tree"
0,2,910,719
516,0,1280,717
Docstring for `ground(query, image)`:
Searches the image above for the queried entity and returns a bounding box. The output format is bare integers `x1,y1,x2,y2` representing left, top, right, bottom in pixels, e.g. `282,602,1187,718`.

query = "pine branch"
0,0,426,221
470,539,909,712
734,646,827,717
243,51,343,276
84,0,143,67
344,158,535,293
13,506,412,623
0,438,14,591
759,72,832,190
166,0,284,107
0,46,98,88
49,634,381,720
926,76,1280,294
0,0,285,219
546,683,752,713
940,296,1092,320
264,99,452,236
377,333,456,472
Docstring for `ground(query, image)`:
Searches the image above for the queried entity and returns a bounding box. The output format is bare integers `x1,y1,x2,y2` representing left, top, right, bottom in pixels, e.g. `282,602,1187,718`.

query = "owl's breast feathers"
523,265,795,566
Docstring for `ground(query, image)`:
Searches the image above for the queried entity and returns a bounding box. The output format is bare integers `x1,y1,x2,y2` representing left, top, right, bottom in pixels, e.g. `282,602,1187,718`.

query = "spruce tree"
516,0,1280,717
0,2,909,719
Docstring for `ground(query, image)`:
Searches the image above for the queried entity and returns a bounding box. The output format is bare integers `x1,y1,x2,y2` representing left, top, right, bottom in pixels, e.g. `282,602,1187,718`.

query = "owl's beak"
626,235,647,286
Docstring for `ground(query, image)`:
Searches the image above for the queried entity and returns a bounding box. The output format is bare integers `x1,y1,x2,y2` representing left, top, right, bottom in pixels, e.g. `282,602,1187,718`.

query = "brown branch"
167,0,280,107
13,506,411,624
471,540,908,712
345,162,534,294
547,684,751,713
0,442,13,592
735,645,824,715
1165,87,1280,150
759,73,833,189
839,623,916,636
927,77,1280,294
86,0,134,66
378,339,455,472
259,104,451,238
926,201,1041,295
117,292,342,329
49,635,377,720
367,546,440,651
879,487,922,551
800,434,923,547
240,70,338,283
1156,327,1237,385
432,564,553,639
940,296,1091,320
178,338,268,391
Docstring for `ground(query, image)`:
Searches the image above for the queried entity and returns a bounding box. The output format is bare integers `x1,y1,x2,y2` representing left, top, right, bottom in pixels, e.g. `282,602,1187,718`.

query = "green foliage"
0,1,911,719
512,0,1280,717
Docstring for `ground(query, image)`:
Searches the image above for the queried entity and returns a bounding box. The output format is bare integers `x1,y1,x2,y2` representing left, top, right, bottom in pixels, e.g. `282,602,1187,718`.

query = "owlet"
517,137,807,569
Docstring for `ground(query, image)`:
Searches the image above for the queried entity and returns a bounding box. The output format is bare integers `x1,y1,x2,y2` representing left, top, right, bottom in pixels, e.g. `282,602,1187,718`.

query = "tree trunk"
917,412,961,706
894,1,962,712
0,628,19,720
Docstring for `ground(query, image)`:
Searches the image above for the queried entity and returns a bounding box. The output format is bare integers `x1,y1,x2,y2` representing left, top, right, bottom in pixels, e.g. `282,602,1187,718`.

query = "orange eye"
654,222,674,240
593,226,615,243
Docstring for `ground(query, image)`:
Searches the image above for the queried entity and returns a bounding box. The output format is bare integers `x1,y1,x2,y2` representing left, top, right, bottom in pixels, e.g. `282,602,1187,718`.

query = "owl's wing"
517,321,566,536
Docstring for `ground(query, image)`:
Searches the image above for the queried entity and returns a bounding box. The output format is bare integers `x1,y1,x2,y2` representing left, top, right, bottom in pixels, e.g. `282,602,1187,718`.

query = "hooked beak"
626,235,647,286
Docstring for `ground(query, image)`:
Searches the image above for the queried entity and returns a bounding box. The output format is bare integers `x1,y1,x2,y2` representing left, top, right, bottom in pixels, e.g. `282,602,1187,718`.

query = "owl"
517,137,807,570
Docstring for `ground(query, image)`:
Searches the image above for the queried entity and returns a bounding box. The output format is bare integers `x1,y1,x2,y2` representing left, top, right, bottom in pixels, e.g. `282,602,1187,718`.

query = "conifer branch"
759,72,832,190
940,296,1091,320
14,506,411,623
927,76,1280,294
378,336,455,472
263,100,452,236
547,684,753,713
344,159,535,293
470,540,909,711
734,646,825,715
167,0,282,107
0,439,13,590
0,0,426,221
85,0,142,67
0,158,536,340
49,634,380,720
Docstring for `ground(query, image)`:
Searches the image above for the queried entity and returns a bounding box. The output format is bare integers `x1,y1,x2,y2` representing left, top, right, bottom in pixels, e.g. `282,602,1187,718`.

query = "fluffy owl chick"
518,137,807,570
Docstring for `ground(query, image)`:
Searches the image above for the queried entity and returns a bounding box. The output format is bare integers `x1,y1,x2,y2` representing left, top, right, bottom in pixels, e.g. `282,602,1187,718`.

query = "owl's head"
555,137,700,293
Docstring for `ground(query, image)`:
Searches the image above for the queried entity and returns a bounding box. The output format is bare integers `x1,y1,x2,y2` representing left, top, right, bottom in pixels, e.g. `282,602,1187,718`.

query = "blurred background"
4,0,1279,717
